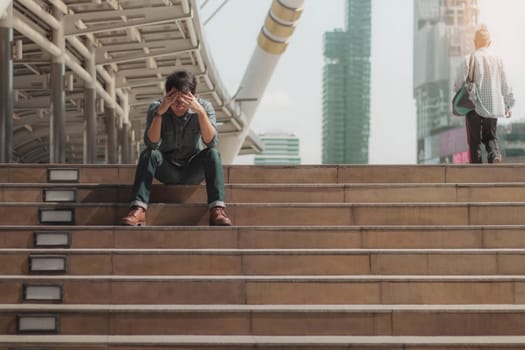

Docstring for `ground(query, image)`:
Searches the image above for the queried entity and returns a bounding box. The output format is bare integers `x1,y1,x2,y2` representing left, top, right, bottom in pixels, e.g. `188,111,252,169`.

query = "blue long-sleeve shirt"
144,97,218,166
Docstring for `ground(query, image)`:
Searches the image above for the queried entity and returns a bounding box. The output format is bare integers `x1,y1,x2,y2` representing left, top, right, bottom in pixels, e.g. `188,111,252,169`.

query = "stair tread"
3,274,525,281
3,334,525,345
3,202,525,209
4,182,525,187
5,248,525,253
5,303,525,311
3,224,525,229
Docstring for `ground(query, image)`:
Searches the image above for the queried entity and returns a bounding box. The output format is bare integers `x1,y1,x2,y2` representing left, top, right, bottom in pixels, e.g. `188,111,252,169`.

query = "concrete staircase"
1,164,525,349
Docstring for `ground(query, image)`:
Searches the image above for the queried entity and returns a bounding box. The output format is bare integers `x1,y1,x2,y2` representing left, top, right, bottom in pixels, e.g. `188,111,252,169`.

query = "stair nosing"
3,303,525,312
3,248,525,254
2,334,525,345
2,274,525,281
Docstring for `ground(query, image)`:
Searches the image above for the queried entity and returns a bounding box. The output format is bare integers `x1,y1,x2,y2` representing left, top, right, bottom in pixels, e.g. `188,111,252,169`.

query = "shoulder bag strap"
467,53,476,84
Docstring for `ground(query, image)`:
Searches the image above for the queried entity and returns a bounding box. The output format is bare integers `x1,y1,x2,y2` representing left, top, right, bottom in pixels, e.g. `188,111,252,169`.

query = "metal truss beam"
63,6,191,36
13,74,48,89
97,40,198,66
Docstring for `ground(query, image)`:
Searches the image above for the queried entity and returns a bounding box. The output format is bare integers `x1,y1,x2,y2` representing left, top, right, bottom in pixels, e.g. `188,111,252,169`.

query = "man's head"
165,70,197,116
474,24,491,49
165,70,197,95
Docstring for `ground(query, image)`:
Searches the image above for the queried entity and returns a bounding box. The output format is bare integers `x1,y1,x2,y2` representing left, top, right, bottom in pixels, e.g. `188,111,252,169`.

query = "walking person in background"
121,70,232,226
454,24,515,163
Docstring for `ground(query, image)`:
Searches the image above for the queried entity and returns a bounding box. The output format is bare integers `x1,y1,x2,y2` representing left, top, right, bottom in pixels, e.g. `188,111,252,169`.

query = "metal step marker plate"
29,255,67,274
17,314,58,333
23,284,63,302
39,209,74,224
33,231,71,248
43,189,76,202
47,168,79,183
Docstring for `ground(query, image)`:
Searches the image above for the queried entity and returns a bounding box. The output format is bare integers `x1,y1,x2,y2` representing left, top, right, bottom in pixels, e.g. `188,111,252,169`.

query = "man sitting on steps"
121,70,232,227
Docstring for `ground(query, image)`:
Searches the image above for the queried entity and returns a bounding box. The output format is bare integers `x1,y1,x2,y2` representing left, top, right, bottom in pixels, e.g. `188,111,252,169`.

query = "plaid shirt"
454,47,515,118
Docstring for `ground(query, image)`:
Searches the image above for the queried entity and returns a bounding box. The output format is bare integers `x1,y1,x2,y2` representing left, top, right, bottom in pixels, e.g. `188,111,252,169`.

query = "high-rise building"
322,0,371,164
414,0,479,163
254,132,301,165
498,121,525,163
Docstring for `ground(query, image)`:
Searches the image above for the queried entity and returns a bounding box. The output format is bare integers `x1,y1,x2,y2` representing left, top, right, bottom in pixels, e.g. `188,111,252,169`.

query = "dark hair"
165,70,197,94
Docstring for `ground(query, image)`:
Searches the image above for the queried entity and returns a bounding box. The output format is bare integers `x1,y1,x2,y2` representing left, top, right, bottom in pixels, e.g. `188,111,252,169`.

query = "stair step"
2,164,525,184
0,202,524,226
0,275,523,305
3,304,525,336
0,165,135,184
5,183,525,203
3,334,525,349
3,248,525,276
1,225,524,249
2,164,525,344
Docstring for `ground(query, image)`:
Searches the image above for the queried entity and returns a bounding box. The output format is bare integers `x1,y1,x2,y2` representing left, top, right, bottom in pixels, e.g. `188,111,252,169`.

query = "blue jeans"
130,148,226,209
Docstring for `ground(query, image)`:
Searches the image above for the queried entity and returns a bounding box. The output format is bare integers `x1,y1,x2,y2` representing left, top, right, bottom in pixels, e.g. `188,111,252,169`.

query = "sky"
201,0,525,165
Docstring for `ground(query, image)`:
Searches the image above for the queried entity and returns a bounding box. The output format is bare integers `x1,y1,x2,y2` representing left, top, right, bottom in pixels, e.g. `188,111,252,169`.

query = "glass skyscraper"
322,0,371,164
254,132,301,165
414,0,479,163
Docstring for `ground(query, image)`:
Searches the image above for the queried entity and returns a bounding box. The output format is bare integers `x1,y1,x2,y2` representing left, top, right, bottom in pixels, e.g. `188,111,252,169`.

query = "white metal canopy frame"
0,0,10,17
0,0,304,164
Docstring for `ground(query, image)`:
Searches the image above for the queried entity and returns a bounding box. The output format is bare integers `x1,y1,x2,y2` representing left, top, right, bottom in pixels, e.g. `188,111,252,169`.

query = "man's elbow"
204,135,218,147
205,139,216,147
144,135,161,149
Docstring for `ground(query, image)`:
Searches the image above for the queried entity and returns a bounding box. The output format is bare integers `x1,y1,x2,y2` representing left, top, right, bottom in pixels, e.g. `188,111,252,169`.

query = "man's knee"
139,148,163,166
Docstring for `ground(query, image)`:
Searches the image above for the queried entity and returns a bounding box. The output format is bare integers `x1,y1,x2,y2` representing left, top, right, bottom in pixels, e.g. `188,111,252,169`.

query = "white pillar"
0,2,12,162
84,44,97,163
219,0,304,163
50,6,66,163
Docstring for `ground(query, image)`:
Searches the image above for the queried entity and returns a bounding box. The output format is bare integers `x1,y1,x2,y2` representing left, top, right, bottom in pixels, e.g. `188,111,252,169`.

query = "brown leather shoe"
121,206,146,226
209,206,232,226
